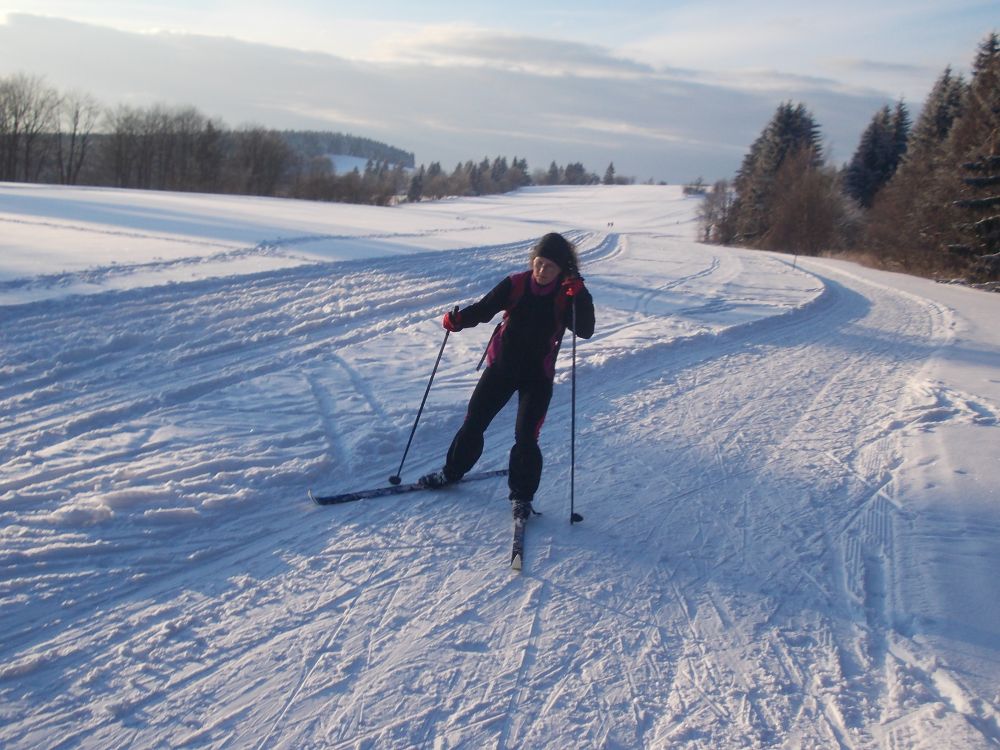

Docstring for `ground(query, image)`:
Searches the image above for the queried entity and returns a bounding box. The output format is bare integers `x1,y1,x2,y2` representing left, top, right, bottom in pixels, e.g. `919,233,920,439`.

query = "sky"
0,2,995,182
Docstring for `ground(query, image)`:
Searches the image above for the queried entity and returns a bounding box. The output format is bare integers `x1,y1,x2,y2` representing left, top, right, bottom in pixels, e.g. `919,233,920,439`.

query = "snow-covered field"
2,183,999,749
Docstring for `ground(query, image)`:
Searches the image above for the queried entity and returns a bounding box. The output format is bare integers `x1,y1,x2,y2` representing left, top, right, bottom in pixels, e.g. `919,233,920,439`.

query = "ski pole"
570,295,583,524
389,306,457,485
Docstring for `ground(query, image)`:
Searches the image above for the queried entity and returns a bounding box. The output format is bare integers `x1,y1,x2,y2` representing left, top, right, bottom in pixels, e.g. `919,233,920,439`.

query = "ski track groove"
305,371,348,478
253,551,387,750
497,580,545,749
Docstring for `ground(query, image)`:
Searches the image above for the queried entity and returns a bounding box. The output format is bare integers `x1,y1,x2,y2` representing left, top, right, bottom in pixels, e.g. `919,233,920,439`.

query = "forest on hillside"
0,79,412,200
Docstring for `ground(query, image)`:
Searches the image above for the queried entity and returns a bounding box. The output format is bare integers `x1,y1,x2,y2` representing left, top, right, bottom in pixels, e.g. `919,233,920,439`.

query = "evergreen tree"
564,162,593,185
505,157,529,191
891,100,911,166
469,161,485,194
449,161,472,196
844,103,910,208
906,66,966,158
490,156,509,185
945,33,999,166
603,162,616,185
946,32,1000,281
423,161,448,199
730,102,823,242
864,66,969,273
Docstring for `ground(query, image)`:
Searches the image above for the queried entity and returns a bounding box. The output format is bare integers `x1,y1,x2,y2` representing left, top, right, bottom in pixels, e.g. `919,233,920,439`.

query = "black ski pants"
444,365,553,501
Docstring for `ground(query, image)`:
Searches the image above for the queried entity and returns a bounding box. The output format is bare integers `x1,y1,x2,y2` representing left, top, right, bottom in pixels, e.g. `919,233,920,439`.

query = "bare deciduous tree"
229,126,293,196
57,91,101,185
697,180,736,243
762,148,847,256
0,73,60,182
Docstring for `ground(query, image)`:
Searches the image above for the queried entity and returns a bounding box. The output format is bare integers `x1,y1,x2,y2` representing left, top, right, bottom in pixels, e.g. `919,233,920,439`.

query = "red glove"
442,309,462,332
562,276,585,297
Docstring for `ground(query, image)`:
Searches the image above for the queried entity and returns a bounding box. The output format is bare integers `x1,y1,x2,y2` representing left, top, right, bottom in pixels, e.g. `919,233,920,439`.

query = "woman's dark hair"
530,232,579,278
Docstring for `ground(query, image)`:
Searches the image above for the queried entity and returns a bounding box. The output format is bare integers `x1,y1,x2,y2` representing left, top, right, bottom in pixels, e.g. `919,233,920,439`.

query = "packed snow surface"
2,183,999,748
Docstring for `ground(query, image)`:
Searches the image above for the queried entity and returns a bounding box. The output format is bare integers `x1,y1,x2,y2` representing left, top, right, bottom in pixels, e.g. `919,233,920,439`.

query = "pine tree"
509,157,530,189
844,102,910,209
947,33,1000,281
603,162,616,185
906,66,966,158
490,156,508,185
844,106,893,208
891,100,911,167
864,66,968,274
945,34,999,168
564,162,589,185
546,161,560,185
464,162,479,194
406,164,424,203
730,102,823,243
424,162,447,199
449,161,472,196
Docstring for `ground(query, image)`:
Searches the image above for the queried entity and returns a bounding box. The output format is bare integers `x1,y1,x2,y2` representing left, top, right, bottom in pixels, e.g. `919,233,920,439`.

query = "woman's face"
531,256,562,286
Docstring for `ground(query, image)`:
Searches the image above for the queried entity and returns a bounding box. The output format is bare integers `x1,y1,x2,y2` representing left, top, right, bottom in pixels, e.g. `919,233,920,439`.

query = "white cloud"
374,25,655,79
546,114,745,152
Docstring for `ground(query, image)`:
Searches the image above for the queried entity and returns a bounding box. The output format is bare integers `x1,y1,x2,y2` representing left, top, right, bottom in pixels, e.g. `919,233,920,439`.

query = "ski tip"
511,554,523,571
308,488,317,504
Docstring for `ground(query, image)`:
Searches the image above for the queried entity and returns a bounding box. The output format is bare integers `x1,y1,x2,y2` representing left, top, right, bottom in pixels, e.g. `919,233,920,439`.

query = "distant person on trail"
419,232,596,520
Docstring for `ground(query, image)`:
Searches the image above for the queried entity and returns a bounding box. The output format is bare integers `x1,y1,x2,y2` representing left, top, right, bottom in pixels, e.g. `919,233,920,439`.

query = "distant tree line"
699,32,1000,284
0,72,415,204
0,71,639,208
404,158,635,202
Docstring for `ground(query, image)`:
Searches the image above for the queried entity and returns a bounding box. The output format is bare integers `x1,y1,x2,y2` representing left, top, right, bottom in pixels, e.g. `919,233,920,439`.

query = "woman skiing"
419,232,595,519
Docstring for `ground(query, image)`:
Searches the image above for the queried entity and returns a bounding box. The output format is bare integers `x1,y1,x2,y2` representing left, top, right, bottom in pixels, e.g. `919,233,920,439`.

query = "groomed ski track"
2,186,998,748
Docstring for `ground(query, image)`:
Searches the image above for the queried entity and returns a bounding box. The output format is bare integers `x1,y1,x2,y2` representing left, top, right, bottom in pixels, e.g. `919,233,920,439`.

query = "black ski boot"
418,470,454,489
511,497,535,520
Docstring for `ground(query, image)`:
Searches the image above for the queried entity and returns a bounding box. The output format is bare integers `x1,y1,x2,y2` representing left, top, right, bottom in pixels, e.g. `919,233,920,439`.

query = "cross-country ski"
511,517,526,571
310,469,508,505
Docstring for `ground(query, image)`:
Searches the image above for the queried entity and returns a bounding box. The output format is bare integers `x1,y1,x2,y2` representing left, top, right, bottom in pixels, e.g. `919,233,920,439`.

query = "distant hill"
281,131,415,169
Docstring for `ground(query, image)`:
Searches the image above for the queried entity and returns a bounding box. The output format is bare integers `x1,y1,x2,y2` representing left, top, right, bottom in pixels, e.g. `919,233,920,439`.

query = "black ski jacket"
457,270,595,381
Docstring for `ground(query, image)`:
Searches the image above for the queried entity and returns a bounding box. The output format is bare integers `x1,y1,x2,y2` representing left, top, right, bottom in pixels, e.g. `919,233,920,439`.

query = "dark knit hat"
531,233,579,277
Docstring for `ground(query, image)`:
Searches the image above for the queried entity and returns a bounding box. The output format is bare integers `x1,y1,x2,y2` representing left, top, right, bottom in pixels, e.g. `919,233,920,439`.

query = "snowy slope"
1,184,998,749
